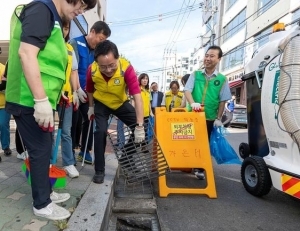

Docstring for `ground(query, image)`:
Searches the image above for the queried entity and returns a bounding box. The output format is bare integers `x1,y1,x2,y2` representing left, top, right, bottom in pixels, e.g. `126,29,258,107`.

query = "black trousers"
206,120,214,141
6,103,52,209
94,100,136,172
15,128,25,154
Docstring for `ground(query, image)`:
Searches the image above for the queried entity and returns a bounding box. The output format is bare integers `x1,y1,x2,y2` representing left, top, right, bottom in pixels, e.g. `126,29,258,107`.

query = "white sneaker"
64,165,79,178
33,202,70,220
17,152,26,160
50,191,70,203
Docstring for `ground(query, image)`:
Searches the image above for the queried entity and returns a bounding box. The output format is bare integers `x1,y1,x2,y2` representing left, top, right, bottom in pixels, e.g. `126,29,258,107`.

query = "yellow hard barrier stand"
155,107,217,198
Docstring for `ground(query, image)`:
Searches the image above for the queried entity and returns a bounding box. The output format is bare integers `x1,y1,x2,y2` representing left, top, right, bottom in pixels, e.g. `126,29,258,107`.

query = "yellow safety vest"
140,87,151,117
165,91,184,112
91,58,130,110
61,43,73,102
0,63,6,108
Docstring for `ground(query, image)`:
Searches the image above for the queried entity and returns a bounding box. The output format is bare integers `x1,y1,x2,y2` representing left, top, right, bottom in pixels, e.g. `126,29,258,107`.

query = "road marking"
218,175,241,183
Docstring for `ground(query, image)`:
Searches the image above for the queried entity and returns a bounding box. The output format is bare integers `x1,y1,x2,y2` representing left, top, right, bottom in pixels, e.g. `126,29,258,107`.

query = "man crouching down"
86,40,145,184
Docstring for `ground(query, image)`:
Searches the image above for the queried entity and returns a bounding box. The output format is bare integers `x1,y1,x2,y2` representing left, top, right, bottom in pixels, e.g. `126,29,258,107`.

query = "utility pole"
174,49,177,80
210,0,217,46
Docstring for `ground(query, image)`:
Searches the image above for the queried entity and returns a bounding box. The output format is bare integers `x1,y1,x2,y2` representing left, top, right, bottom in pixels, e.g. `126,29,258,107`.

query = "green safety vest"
187,71,226,120
6,3,67,109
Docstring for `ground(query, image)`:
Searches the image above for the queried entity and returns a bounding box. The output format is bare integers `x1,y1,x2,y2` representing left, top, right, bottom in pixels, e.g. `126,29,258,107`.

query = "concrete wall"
246,0,290,39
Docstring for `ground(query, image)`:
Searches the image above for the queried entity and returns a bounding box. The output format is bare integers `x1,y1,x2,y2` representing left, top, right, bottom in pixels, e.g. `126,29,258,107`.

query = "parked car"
222,104,247,128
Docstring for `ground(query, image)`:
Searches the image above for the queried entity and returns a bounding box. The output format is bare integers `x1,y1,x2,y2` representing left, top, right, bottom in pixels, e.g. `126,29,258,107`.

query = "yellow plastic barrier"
155,107,217,198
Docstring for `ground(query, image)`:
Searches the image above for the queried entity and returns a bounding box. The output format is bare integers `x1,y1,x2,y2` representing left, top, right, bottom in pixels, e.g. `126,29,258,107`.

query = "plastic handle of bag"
171,108,187,112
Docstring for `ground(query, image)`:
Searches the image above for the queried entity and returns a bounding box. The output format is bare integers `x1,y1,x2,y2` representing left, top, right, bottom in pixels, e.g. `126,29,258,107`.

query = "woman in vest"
162,80,184,112
138,73,153,146
53,18,80,178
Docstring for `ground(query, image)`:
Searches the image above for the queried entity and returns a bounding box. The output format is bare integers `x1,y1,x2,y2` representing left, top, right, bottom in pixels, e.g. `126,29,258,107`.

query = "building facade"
202,0,300,105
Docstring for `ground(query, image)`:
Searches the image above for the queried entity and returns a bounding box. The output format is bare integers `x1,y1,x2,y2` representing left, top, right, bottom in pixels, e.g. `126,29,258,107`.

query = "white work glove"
87,106,94,120
134,126,145,143
72,91,79,111
33,97,54,132
77,87,87,103
191,102,201,112
214,119,223,127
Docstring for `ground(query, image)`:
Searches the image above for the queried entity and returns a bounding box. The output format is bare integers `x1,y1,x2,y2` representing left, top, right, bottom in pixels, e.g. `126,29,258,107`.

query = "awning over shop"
229,79,243,88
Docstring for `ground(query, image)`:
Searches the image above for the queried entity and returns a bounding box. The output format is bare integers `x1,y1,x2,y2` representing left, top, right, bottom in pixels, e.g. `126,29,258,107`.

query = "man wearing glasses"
86,40,145,184
5,0,96,220
69,20,111,165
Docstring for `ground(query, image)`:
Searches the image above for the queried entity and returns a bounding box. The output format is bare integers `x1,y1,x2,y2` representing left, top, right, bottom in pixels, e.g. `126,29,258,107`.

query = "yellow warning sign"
171,122,195,140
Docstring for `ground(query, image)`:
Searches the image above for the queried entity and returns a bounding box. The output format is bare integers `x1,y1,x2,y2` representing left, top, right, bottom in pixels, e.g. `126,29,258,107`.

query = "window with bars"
223,8,246,42
257,0,279,17
222,45,244,71
292,7,300,22
226,0,238,11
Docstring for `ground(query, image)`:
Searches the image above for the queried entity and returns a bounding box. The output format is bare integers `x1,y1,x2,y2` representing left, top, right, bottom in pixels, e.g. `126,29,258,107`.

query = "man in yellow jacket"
0,63,12,157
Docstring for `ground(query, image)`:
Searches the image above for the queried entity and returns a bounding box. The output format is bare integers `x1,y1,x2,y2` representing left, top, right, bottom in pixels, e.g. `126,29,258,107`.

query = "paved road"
153,127,300,231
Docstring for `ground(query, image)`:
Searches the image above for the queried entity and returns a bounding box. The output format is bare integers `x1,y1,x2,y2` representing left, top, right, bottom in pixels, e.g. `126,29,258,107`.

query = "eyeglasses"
98,62,118,71
79,0,88,12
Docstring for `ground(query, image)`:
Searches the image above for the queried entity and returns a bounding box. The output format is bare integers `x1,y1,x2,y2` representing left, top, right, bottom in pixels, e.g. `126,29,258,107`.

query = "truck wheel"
241,156,272,197
239,142,250,159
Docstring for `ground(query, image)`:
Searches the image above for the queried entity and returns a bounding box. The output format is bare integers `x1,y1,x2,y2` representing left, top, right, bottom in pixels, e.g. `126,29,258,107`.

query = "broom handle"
52,92,68,164
82,119,92,167
18,130,28,159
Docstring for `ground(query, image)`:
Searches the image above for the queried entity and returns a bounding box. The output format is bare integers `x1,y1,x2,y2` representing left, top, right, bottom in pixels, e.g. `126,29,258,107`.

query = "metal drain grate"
108,122,170,184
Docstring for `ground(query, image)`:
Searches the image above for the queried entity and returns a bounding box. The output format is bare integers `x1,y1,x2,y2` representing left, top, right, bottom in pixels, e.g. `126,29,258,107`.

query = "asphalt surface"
153,127,300,231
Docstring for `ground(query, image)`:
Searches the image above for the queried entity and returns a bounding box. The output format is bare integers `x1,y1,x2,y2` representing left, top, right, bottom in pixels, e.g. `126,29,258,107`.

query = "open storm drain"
115,214,160,231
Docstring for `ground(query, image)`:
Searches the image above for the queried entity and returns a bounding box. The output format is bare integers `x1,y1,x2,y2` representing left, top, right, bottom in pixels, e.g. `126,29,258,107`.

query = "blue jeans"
52,104,75,166
0,108,11,150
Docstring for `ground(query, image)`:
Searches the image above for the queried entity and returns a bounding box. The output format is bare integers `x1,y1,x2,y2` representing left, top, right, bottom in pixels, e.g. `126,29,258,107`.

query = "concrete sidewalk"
0,121,118,231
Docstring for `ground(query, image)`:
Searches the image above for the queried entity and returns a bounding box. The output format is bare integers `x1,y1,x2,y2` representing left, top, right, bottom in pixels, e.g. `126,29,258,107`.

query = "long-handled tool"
82,119,92,167
21,96,68,189
49,92,69,188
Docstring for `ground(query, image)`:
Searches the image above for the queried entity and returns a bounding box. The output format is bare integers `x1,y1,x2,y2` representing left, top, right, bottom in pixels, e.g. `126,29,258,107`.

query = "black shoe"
93,171,105,184
4,148,12,156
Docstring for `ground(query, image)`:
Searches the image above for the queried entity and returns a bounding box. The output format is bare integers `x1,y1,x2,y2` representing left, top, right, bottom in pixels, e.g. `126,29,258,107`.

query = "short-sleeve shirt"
20,2,54,49
184,69,231,102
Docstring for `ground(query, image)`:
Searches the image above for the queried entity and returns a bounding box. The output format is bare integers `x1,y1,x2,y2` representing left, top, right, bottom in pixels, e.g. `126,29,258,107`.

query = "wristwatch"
136,123,144,127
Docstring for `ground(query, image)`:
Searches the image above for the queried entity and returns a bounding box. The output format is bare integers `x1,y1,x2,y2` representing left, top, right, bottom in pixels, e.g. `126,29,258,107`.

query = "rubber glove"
87,106,95,120
213,119,223,127
191,102,201,112
77,87,87,103
33,97,54,132
134,126,145,143
59,92,70,108
72,91,79,111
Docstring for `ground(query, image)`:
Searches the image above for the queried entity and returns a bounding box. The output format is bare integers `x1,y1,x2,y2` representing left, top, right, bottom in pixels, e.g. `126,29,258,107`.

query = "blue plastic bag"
147,116,154,142
210,126,241,164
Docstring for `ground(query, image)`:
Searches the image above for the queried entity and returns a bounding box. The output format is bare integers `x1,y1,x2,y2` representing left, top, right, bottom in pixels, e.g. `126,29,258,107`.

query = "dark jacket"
151,91,163,109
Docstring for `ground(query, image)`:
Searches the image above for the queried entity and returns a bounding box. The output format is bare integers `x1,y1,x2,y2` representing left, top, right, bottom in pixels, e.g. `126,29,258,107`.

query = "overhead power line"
164,0,187,53
108,3,202,26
